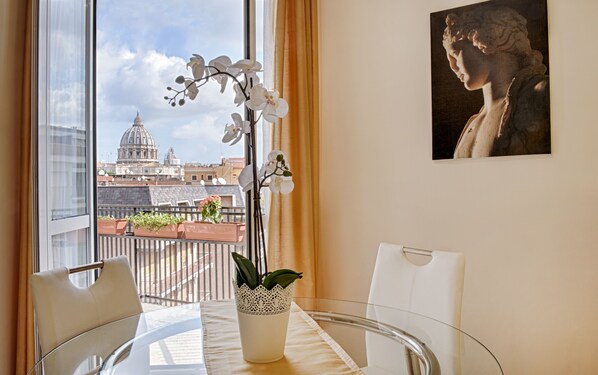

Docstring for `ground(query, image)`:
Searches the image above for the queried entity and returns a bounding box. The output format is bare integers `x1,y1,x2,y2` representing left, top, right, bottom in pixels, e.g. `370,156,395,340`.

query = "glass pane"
51,229,91,286
47,0,89,220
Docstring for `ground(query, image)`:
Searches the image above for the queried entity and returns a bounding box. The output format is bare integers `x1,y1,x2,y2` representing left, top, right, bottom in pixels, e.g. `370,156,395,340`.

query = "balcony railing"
97,205,246,306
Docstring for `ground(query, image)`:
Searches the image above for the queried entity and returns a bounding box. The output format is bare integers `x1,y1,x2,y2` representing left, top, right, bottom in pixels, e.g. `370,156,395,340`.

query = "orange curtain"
268,0,319,298
1,0,36,372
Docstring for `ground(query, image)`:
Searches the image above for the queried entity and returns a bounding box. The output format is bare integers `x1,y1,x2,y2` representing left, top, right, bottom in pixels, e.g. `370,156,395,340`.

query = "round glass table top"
28,298,503,375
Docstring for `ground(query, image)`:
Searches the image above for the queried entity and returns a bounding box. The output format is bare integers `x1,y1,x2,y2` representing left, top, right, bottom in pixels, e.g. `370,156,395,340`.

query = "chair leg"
405,348,422,375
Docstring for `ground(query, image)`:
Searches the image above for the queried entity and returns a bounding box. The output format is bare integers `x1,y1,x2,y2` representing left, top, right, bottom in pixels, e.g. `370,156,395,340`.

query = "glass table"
28,298,503,375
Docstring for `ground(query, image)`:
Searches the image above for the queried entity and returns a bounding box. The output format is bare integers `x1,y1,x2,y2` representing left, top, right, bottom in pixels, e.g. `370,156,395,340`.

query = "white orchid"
233,82,247,106
208,56,238,93
222,113,250,146
238,164,255,193
185,79,199,100
246,85,289,122
240,150,294,195
187,54,205,80
167,53,295,279
262,150,286,174
258,150,294,194
170,56,295,196
230,59,262,85
270,175,294,194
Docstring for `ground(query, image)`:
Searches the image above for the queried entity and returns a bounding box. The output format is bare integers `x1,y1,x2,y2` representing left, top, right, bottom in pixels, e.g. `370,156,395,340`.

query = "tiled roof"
98,185,245,207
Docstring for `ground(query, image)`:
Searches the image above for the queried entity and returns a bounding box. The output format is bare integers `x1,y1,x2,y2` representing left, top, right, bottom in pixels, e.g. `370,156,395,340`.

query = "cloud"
96,0,248,164
97,0,244,59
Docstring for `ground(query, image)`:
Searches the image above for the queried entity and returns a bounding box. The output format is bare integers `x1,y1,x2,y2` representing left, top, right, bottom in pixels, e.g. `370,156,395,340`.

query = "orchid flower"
185,79,199,100
238,164,255,193
208,56,238,93
222,113,250,146
246,85,289,122
269,175,294,194
263,150,286,174
258,150,294,194
187,54,205,80
233,82,247,106
231,59,262,85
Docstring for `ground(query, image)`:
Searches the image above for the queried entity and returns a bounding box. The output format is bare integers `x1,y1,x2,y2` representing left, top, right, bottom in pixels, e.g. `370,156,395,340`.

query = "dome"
164,147,181,166
117,112,159,164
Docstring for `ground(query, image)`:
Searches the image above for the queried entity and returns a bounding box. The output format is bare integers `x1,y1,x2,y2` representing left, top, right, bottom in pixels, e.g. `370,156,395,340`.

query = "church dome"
164,147,181,166
117,112,159,164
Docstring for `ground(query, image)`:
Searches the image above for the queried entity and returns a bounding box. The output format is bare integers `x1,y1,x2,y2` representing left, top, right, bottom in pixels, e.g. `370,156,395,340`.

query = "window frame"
33,0,97,273
33,0,260,272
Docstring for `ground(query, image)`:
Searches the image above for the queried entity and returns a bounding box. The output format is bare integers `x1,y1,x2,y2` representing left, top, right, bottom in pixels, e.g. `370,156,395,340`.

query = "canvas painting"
430,0,551,160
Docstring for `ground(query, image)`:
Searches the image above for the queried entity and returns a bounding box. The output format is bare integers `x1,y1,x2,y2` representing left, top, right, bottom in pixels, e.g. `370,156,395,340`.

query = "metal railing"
97,204,246,306
98,204,245,223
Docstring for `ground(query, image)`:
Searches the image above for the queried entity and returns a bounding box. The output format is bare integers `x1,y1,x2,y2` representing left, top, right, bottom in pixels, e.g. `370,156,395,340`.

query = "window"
35,0,262,273
35,0,95,272
192,175,197,181
220,195,234,207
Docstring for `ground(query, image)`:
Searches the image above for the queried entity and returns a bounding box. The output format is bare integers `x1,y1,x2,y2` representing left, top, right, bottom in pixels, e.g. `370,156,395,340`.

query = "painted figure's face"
446,40,491,91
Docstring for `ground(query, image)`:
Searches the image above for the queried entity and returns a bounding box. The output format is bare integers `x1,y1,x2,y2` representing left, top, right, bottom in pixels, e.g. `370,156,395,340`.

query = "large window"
35,0,266,274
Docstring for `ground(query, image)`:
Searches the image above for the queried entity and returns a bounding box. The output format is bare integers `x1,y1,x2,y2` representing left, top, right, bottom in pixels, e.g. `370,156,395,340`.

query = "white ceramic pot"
234,283,295,363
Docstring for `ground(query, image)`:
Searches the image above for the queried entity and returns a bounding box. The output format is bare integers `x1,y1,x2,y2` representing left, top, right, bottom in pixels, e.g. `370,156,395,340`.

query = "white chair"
363,243,465,375
30,256,143,357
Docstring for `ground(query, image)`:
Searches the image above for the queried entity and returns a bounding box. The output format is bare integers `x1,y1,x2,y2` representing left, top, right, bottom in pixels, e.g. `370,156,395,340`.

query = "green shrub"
129,212,184,232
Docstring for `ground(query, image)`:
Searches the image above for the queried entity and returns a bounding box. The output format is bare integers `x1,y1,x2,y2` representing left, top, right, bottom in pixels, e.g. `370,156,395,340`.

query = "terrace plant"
198,195,223,224
128,212,184,232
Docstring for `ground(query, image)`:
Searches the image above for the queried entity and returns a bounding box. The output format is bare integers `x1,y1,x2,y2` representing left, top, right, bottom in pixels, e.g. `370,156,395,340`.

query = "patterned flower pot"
234,283,295,363
183,221,245,242
133,224,183,239
97,219,128,235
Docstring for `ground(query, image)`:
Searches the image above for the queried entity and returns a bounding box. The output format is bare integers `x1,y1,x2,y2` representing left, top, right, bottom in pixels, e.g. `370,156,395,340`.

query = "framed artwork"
430,0,551,160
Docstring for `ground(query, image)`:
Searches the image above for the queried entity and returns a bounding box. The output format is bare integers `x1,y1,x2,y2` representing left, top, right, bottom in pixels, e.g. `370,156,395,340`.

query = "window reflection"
47,0,89,220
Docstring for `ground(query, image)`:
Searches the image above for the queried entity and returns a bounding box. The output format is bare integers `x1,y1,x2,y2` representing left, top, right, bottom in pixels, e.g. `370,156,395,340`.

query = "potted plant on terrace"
129,211,184,239
166,54,302,363
97,215,128,235
183,195,246,242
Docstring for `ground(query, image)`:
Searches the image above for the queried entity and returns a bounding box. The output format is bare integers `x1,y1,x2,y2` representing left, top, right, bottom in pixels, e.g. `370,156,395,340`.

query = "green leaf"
235,268,246,287
232,253,258,289
262,269,303,290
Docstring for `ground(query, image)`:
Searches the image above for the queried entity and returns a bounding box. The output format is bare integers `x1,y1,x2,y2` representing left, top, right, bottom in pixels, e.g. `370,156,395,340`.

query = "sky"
96,0,262,164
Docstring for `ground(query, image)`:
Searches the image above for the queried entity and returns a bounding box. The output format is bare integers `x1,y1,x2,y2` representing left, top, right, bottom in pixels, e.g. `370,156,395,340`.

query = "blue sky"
96,0,262,164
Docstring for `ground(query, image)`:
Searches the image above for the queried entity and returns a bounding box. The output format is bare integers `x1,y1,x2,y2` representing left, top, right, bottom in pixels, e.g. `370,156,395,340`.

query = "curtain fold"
268,0,319,298
10,0,35,372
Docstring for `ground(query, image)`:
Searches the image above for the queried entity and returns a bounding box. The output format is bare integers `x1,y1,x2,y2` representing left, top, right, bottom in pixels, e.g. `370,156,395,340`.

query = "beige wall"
318,0,598,374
